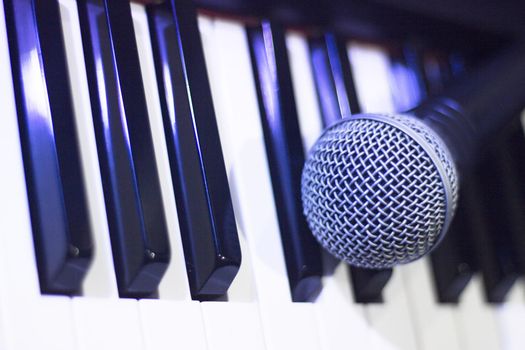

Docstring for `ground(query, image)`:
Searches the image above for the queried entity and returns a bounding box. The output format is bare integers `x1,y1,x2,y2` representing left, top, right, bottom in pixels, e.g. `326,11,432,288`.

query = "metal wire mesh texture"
301,114,458,269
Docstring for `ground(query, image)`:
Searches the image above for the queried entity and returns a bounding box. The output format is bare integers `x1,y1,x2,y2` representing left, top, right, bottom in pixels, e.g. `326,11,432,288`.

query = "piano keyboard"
1,0,525,349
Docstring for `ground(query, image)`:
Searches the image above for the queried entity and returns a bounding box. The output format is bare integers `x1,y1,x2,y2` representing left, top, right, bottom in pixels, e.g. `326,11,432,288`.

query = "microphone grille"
301,114,458,269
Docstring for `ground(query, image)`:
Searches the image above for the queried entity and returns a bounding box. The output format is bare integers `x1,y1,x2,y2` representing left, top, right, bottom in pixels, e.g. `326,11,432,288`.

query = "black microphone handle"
411,43,525,173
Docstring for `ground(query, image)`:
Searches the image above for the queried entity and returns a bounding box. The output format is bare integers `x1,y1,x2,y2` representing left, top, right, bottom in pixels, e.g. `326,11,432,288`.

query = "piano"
0,0,524,349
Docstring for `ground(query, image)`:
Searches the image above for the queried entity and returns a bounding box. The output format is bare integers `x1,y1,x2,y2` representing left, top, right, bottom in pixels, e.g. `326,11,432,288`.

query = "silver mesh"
301,114,458,269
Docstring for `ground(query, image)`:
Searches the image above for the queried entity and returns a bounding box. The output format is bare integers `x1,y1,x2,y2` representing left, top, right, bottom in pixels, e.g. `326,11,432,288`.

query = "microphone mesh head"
301,114,458,269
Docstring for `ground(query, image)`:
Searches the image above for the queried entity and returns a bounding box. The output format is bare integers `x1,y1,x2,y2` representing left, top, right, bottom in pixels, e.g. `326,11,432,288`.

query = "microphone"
301,43,525,269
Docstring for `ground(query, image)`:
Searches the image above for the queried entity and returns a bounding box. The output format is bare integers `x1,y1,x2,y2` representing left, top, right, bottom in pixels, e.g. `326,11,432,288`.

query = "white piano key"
364,269,418,350
261,303,323,350
73,298,144,350
58,0,119,298
347,41,419,350
402,259,462,350
199,12,265,350
11,296,77,350
454,275,501,350
387,48,463,350
286,32,324,152
286,31,371,350
389,60,421,111
57,2,147,348
348,42,396,114
201,302,266,350
499,112,525,349
130,4,210,350
199,16,322,350
497,281,525,350
315,260,372,349
0,1,76,349
199,16,293,303
0,0,40,303
139,300,208,350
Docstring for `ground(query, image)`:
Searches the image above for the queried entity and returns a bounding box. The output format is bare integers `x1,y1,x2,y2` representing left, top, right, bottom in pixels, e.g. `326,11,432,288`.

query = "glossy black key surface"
503,122,525,274
350,268,393,303
146,0,241,299
4,0,93,294
400,44,430,100
309,33,392,303
309,33,360,126
473,144,521,303
430,195,476,303
77,0,170,297
248,22,323,302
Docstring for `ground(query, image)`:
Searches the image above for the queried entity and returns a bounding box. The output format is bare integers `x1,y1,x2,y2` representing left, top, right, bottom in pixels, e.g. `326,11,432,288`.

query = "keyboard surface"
0,1,524,349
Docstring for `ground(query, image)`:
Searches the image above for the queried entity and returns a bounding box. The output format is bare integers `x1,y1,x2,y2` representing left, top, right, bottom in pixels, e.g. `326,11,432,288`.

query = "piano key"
57,0,119,298
0,2,76,348
197,10,266,350
455,275,501,350
348,42,397,113
403,260,463,350
430,201,475,303
53,2,152,348
199,16,319,349
392,46,463,350
198,15,282,299
500,120,525,274
128,5,209,350
398,47,474,306
77,0,170,297
139,300,207,350
449,53,467,77
247,20,324,302
130,0,191,301
420,54,474,303
348,41,418,350
5,0,93,295
201,302,265,350
287,31,372,349
308,33,392,303
350,268,393,303
447,179,503,349
399,43,428,101
308,33,361,125
72,298,144,350
489,118,525,348
147,0,241,300
497,280,525,350
0,0,41,304
422,52,452,95
197,15,256,304
474,147,520,303
389,47,423,110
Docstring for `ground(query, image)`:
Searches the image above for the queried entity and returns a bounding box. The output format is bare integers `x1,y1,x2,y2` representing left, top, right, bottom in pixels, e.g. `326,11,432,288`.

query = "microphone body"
413,43,525,172
302,43,525,269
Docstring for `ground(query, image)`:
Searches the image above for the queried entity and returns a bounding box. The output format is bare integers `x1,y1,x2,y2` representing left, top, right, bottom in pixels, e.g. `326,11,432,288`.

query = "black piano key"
349,268,392,303
466,133,525,302
401,43,429,99
146,1,241,299
463,160,519,303
430,196,475,303
248,21,323,302
503,121,525,274
308,33,361,126
77,0,170,297
4,0,93,294
308,33,392,303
